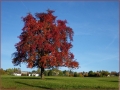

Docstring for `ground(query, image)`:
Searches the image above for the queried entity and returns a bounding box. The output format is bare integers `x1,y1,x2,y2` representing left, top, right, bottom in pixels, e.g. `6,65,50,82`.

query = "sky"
1,1,119,72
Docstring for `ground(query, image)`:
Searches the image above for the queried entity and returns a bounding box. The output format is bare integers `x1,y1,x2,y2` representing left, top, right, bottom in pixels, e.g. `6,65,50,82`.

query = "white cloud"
105,35,118,49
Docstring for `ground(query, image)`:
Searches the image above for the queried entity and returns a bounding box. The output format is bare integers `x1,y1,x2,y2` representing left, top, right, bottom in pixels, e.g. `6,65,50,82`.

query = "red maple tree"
12,9,79,79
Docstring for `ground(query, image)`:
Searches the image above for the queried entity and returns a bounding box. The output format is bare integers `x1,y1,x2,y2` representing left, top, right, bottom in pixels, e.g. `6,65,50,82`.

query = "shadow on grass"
11,77,40,79
109,80,119,82
98,80,119,82
15,81,53,90
11,77,57,81
45,77,57,80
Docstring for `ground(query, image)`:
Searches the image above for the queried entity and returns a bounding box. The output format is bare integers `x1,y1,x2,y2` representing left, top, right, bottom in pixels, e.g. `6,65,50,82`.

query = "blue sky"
1,1,119,72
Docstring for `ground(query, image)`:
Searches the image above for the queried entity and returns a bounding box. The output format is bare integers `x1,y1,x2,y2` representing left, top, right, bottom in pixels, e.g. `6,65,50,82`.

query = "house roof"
21,71,29,74
21,71,28,72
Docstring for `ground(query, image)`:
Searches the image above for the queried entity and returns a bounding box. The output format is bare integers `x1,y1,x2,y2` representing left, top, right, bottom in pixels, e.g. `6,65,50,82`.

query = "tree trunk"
40,67,44,79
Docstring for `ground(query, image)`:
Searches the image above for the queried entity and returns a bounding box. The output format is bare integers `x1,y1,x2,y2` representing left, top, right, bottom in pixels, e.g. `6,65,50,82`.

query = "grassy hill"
1,75,119,90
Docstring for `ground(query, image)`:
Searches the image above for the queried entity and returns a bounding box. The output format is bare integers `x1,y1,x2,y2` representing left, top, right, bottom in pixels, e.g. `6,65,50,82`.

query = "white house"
13,73,21,76
21,71,28,76
28,74,31,76
32,73,39,77
13,71,39,77
35,74,39,77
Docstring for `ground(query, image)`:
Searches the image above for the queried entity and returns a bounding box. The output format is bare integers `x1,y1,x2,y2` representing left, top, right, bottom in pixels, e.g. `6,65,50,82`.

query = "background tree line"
0,68,21,75
0,68,119,77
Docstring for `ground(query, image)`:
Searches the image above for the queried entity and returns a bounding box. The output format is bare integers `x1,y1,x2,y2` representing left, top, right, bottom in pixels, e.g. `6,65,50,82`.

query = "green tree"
36,68,41,74
88,71,94,77
32,70,36,73
84,72,88,77
48,70,53,76
110,71,118,76
0,68,6,75
69,70,74,77
6,68,14,75
79,72,84,77
94,72,100,77
63,70,66,76
65,71,69,76
101,70,109,77
59,71,63,76
44,70,49,76
74,72,78,77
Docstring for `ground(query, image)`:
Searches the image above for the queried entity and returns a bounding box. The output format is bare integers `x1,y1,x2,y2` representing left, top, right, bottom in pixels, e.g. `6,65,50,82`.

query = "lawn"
0,75,119,90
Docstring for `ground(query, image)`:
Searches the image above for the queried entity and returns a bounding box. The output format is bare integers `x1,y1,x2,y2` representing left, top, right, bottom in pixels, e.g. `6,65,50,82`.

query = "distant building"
13,71,28,76
32,73,39,77
13,73,21,76
21,71,28,74
13,71,39,77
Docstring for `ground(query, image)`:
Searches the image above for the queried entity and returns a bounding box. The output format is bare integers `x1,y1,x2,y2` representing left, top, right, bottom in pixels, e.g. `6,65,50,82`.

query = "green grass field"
0,75,119,90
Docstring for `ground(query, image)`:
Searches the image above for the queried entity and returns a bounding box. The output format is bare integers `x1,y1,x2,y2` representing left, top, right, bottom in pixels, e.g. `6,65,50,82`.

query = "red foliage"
12,9,79,70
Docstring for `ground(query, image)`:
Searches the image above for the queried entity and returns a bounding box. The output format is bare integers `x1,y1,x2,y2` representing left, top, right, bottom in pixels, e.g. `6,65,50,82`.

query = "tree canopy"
12,9,79,78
